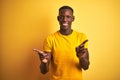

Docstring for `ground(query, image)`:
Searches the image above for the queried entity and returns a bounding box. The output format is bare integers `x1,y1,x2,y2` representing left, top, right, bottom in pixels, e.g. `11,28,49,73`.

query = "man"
33,6,90,80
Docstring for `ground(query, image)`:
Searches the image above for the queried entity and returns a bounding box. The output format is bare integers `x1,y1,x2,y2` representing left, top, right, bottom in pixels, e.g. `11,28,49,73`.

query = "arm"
78,48,90,70
76,40,90,70
33,49,51,74
40,52,51,74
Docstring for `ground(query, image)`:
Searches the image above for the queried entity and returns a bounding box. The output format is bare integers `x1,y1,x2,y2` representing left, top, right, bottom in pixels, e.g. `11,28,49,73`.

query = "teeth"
63,23,68,26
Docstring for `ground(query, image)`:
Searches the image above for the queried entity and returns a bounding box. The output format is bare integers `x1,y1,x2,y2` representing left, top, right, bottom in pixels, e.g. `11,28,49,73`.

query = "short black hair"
59,6,74,13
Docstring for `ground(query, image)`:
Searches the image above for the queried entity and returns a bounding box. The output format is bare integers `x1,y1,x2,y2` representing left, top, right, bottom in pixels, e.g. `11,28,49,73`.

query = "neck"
60,29,73,35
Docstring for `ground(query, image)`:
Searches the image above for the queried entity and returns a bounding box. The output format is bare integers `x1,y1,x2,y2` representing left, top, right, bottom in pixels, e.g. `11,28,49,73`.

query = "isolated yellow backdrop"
1,0,120,80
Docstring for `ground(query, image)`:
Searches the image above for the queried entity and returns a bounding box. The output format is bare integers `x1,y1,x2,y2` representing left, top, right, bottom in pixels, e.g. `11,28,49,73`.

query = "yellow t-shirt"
43,30,88,80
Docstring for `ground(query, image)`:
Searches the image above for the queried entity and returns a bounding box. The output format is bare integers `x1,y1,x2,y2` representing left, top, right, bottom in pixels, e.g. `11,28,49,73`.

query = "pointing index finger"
33,48,44,53
81,40,88,45
32,48,47,56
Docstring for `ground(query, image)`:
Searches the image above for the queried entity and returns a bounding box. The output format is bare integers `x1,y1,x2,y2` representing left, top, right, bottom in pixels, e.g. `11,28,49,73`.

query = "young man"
33,6,90,80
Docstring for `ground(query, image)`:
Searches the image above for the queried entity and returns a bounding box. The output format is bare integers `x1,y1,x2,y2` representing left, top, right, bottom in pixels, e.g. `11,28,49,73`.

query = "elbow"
82,61,90,70
40,67,49,74
41,70,48,74
82,66,89,70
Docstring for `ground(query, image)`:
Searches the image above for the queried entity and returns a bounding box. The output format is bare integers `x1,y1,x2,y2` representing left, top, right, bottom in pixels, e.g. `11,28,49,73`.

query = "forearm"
79,57,90,70
78,49,90,70
40,62,49,74
40,52,51,74
76,40,90,70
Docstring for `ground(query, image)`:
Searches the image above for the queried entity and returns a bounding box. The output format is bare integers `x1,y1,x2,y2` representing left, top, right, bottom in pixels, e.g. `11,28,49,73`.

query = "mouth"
62,23,69,26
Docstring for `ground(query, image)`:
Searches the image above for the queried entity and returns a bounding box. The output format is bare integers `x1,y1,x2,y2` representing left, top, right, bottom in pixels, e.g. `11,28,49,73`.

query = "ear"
72,16,75,22
57,16,60,21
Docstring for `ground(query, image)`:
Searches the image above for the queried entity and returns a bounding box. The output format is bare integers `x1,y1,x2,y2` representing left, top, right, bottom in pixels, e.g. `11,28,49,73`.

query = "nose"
63,16,67,22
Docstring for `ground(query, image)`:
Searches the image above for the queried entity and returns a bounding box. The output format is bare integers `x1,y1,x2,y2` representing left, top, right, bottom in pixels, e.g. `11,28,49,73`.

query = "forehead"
59,9,73,15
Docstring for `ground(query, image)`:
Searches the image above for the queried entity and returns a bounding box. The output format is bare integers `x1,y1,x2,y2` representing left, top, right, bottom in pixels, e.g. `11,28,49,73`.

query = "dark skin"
76,40,90,70
33,49,51,74
57,9,74,35
33,9,90,74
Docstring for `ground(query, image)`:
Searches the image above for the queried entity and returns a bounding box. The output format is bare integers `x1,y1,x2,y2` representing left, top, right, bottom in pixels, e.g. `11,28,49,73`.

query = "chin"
61,26,68,30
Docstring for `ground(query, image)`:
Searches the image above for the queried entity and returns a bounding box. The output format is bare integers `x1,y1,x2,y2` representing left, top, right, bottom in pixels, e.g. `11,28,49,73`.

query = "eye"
59,16,64,20
59,15,72,20
66,16,72,19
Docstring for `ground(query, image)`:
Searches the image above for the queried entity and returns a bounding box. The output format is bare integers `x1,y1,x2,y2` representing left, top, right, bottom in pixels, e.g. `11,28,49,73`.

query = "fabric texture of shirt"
43,30,88,80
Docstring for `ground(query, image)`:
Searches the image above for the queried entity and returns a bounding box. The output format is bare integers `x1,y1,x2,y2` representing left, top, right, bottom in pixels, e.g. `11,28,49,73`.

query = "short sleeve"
43,36,52,52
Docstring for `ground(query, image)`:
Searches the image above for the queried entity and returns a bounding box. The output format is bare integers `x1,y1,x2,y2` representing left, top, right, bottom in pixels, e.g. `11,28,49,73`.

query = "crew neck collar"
58,30,74,36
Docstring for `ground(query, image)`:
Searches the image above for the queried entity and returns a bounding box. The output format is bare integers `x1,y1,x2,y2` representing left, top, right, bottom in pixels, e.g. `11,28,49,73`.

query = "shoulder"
73,30,87,37
45,31,59,40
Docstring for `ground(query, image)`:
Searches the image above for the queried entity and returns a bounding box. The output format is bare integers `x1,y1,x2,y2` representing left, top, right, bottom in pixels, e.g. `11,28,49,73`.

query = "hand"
76,40,88,57
33,48,48,63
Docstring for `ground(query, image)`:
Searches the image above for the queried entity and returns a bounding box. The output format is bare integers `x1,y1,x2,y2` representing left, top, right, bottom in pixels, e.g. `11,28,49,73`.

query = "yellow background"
1,0,120,80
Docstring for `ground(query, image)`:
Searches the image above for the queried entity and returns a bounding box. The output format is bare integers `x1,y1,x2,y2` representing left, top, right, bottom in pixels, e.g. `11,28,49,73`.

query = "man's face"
58,9,74,30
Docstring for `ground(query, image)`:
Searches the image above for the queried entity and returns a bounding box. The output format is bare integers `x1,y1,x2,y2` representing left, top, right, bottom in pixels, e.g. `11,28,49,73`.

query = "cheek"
68,21,73,25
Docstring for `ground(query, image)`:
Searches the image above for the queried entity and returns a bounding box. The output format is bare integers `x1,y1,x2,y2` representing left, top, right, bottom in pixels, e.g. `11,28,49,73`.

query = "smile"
62,23,68,26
